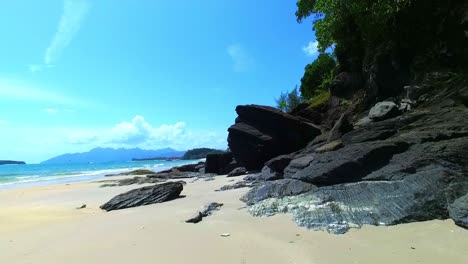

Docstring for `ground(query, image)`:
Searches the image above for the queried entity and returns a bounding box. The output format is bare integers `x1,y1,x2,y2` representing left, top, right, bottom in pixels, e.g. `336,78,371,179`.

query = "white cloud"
68,115,227,150
227,44,254,72
302,40,319,57
29,0,91,72
0,78,83,105
44,108,58,114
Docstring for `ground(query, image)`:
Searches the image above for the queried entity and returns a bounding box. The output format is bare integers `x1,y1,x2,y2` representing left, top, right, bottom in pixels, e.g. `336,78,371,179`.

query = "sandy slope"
0,176,467,264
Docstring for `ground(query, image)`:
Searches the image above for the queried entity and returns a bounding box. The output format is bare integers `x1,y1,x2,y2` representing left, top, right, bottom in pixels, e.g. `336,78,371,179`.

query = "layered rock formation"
232,72,468,233
100,182,184,211
227,105,321,170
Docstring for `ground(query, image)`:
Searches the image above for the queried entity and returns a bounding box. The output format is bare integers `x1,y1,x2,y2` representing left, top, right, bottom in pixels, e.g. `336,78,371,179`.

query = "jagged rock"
327,113,352,142
404,85,431,101
368,101,401,121
285,141,409,185
258,154,294,181
315,140,343,153
185,202,223,224
449,194,468,228
200,202,223,217
227,105,321,170
242,179,316,206
205,153,235,175
185,212,203,223
227,167,247,177
100,182,183,211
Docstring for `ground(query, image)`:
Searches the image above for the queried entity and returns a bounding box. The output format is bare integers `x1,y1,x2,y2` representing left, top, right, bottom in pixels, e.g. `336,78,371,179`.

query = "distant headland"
0,160,26,165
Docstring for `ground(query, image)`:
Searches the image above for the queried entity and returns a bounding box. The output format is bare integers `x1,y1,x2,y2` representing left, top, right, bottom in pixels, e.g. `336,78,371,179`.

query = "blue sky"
0,0,318,163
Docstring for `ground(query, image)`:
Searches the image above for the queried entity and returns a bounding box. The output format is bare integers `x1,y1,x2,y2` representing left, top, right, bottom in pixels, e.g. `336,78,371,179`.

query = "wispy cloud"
44,108,58,114
227,44,254,72
302,40,319,57
0,78,83,105
68,115,227,150
43,107,75,114
29,0,91,72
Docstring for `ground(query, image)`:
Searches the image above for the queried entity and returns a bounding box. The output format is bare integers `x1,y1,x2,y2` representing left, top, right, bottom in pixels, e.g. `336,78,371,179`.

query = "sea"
0,159,201,190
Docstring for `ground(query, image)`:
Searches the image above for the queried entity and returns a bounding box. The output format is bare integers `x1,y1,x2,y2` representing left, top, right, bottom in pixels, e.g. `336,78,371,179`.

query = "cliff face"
0,160,26,165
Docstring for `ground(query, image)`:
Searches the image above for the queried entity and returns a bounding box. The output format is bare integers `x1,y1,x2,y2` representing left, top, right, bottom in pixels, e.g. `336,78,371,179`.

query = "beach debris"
76,204,87,209
221,233,230,237
100,182,183,211
185,202,223,224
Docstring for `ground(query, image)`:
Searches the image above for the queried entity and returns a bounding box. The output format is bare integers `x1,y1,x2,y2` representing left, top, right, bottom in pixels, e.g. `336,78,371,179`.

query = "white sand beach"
0,176,467,264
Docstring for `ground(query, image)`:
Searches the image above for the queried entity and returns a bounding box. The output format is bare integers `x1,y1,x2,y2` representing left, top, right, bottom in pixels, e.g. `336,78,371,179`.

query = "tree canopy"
299,53,336,100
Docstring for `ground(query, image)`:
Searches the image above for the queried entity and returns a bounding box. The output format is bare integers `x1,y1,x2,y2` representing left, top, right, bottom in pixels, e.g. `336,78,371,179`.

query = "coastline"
0,159,203,190
1,175,467,264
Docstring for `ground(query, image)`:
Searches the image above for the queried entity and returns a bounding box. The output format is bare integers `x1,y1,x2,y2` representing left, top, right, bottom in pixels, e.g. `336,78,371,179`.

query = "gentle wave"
0,159,200,189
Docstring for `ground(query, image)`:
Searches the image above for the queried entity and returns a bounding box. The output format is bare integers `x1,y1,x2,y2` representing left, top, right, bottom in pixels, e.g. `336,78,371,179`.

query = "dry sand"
0,175,467,264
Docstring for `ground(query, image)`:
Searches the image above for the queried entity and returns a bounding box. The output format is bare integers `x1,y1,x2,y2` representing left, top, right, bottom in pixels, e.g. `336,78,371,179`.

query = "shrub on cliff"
299,53,336,100
276,87,303,112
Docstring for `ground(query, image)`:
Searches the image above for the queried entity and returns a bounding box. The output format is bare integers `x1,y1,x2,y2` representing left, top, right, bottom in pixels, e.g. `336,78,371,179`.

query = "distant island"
41,147,186,164
182,148,225,160
0,160,26,165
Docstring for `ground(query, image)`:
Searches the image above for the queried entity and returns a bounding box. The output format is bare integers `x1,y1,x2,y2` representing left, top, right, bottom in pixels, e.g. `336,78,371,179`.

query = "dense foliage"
182,148,225,160
276,87,303,112
296,0,468,72
299,53,336,100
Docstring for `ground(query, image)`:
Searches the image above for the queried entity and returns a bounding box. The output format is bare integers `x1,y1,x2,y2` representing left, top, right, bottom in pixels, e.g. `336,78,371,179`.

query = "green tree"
300,53,336,100
276,87,303,112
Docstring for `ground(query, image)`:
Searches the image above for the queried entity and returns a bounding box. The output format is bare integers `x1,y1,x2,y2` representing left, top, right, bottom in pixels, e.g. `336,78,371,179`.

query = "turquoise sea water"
0,159,201,189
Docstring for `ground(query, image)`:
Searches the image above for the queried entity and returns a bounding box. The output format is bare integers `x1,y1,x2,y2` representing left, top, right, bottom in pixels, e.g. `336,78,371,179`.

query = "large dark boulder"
227,167,247,177
100,182,183,211
227,105,321,170
259,154,294,181
205,152,235,175
449,194,468,229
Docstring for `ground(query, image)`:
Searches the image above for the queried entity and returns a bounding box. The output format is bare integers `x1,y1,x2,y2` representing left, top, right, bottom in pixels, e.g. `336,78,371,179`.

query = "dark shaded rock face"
205,153,235,175
227,105,321,170
285,141,409,185
259,154,294,181
449,195,468,229
100,182,183,211
227,167,247,177
245,101,468,233
175,162,205,173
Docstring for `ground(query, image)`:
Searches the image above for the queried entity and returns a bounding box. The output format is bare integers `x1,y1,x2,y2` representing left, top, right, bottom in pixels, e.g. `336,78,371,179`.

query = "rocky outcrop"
228,105,321,170
258,154,294,181
100,182,184,211
205,152,237,175
368,101,401,121
243,86,468,233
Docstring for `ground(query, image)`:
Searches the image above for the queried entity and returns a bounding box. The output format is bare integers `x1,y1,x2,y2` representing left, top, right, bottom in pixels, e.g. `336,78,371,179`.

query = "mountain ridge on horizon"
41,147,186,164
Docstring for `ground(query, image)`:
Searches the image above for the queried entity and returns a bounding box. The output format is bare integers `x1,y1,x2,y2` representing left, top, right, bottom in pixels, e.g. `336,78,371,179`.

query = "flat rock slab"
100,182,183,211
249,171,450,234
